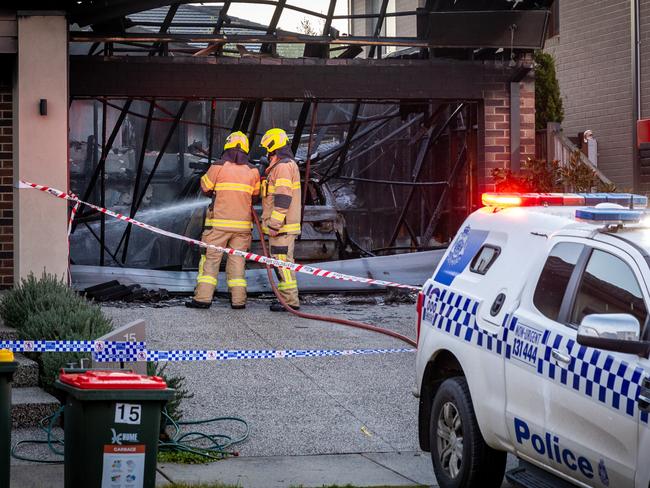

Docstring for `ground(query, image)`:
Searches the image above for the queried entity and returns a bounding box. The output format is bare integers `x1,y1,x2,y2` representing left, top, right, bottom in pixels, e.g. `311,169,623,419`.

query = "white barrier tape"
68,197,81,237
20,180,422,291
0,340,414,362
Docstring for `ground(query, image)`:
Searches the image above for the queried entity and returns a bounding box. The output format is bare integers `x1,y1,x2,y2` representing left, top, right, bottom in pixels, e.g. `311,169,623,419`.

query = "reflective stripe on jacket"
201,160,261,233
261,158,302,235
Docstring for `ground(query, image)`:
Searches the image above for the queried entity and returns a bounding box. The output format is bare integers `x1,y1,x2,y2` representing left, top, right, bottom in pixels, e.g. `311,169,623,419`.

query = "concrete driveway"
103,296,435,486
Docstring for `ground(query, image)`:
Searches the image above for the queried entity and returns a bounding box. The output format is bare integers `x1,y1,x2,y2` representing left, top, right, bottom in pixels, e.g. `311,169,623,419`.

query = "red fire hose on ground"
251,210,417,348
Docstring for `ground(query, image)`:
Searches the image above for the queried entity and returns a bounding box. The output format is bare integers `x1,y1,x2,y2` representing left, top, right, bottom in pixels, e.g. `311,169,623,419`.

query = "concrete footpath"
10,452,434,487
157,451,434,487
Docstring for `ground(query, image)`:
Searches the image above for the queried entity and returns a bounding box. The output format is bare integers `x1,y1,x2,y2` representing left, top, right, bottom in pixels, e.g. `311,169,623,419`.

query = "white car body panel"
416,204,650,488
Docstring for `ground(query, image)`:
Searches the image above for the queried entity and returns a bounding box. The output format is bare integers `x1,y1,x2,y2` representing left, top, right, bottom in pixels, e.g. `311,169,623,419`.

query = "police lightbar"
575,207,644,224
481,192,648,209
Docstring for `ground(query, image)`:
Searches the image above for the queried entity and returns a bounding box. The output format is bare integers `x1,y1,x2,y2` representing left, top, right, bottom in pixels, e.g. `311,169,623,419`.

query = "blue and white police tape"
95,347,416,362
0,340,415,362
0,339,145,354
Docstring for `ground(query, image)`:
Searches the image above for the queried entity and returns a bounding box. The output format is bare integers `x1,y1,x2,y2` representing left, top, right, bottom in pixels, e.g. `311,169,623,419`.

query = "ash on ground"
99,290,417,309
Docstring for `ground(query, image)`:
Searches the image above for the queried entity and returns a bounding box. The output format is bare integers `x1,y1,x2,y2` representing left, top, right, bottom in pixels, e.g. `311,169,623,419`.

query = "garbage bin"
0,349,17,488
55,370,174,488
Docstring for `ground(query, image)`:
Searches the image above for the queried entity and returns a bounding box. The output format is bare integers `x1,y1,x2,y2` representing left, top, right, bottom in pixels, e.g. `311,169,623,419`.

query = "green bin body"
55,370,174,488
0,358,17,488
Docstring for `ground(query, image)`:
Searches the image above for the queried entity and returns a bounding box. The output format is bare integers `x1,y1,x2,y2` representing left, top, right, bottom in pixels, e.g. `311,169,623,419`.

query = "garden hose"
10,407,248,464
251,210,417,348
11,406,65,464
158,409,249,460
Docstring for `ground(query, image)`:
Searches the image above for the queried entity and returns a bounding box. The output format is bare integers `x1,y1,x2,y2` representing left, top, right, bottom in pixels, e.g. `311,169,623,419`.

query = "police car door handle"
551,350,571,365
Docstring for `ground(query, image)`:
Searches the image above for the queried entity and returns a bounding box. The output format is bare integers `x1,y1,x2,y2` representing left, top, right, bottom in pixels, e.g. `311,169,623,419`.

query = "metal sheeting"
71,250,445,293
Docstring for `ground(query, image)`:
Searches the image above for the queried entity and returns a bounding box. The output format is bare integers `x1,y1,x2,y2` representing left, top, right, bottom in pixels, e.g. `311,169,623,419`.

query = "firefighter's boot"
226,232,251,309
269,234,299,310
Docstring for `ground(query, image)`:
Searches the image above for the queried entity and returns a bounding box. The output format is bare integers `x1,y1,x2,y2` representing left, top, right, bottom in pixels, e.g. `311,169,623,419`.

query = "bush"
22,306,113,389
492,155,616,194
492,158,560,193
0,272,113,389
0,273,70,330
148,362,194,421
558,150,617,193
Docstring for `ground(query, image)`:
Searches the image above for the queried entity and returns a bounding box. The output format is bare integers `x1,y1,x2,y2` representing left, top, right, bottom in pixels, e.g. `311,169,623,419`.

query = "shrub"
0,273,70,330
558,150,617,192
21,306,113,389
492,158,560,193
148,362,194,421
0,273,113,389
492,155,616,194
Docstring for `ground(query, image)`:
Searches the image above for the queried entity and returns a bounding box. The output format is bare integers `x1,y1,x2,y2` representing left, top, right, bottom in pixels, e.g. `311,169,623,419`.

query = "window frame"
563,247,648,330
531,241,586,323
469,244,501,276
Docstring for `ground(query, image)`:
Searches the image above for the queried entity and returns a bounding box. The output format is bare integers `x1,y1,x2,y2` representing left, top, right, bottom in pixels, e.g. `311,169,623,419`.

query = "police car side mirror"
577,314,650,357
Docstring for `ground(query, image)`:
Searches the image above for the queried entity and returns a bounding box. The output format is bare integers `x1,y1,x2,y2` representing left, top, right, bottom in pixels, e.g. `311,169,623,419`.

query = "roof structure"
127,3,268,53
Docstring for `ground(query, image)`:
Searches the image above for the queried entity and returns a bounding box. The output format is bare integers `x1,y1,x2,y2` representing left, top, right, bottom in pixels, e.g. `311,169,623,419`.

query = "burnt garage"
0,0,551,289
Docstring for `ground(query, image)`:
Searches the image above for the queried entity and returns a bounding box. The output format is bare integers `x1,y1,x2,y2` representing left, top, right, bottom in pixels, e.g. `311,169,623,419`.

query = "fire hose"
251,210,417,348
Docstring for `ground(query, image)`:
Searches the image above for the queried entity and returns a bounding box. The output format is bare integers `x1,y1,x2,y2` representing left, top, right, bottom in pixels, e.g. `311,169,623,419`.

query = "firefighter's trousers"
194,228,252,307
269,233,299,307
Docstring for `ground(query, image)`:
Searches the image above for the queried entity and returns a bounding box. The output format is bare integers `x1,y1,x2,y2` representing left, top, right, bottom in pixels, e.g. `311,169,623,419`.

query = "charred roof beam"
70,57,523,100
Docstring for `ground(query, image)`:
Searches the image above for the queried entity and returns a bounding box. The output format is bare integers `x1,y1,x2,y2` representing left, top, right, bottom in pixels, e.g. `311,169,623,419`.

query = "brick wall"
0,64,13,288
479,71,536,193
394,0,422,37
546,0,635,189
641,0,650,123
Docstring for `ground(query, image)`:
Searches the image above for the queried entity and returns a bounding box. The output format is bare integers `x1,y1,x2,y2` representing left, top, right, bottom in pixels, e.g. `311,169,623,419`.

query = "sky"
200,1,350,34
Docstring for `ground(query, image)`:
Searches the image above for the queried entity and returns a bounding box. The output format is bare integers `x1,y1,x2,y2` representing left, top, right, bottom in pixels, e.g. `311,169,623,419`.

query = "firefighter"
259,128,301,312
186,131,260,310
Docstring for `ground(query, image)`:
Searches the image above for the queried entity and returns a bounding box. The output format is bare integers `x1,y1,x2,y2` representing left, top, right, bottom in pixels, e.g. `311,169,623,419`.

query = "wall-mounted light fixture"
39,99,47,116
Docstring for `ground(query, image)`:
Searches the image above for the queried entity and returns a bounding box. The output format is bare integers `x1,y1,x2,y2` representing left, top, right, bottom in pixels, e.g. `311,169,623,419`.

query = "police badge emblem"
448,225,471,265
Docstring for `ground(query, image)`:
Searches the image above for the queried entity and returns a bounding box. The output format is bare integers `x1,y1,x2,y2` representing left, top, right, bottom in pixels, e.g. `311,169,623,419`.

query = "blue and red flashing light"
482,192,648,225
482,192,648,209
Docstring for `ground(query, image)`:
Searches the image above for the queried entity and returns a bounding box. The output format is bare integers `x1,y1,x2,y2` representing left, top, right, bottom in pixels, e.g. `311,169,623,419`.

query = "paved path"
157,451,435,487
103,298,420,459
11,451,435,487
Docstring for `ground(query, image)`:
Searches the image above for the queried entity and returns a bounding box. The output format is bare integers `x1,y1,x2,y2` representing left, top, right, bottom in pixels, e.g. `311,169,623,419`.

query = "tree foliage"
534,51,564,130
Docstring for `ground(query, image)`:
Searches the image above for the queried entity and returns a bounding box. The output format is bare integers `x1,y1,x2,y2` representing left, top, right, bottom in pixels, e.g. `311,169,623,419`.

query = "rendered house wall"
15,14,69,281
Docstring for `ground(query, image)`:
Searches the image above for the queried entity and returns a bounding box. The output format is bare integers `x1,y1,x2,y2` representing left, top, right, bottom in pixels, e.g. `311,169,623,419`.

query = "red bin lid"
59,370,167,390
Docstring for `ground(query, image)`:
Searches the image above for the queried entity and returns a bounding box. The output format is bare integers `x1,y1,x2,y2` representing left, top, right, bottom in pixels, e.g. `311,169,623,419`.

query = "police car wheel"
430,377,506,488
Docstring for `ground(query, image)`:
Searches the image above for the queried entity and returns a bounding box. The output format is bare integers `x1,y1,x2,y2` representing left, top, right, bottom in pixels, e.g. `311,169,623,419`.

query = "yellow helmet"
260,128,289,153
224,131,250,154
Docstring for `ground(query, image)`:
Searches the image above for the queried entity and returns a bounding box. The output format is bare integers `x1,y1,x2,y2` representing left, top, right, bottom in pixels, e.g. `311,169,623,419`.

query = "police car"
415,192,650,488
